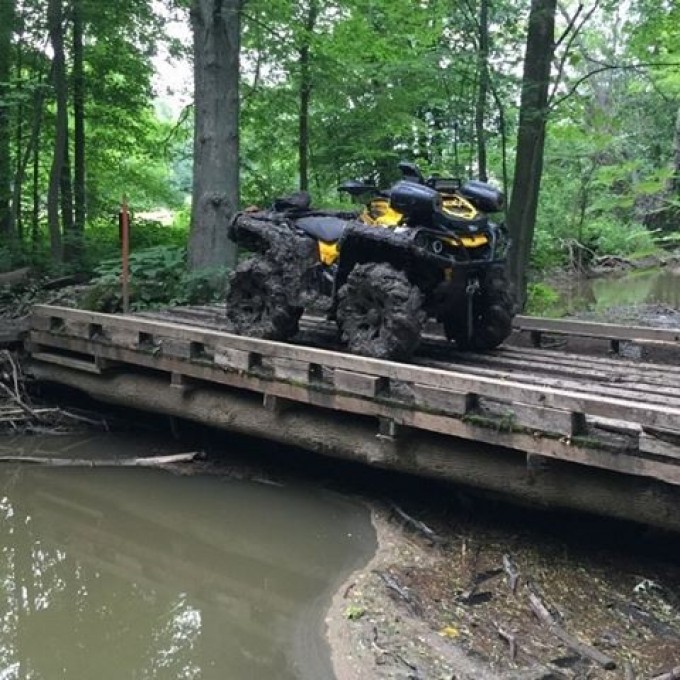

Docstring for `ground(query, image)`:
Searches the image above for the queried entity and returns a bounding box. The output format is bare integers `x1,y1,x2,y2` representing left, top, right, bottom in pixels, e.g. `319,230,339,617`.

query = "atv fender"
335,221,444,295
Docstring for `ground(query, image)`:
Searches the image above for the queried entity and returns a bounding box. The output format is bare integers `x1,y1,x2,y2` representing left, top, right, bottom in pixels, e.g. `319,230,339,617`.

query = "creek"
558,265,680,316
0,432,376,680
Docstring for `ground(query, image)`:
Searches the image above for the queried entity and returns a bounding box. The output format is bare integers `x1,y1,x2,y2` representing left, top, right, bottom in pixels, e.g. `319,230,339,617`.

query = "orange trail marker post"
120,196,130,313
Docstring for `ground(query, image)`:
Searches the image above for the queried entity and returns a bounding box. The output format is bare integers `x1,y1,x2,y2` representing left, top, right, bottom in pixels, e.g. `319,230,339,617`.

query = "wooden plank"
514,315,680,344
334,369,385,397
31,351,101,374
25,331,680,485
638,433,680,461
435,354,680,401
484,401,587,437
271,357,310,383
500,344,680,377
446,347,678,383
422,357,680,408
28,307,680,431
412,385,476,416
214,347,251,372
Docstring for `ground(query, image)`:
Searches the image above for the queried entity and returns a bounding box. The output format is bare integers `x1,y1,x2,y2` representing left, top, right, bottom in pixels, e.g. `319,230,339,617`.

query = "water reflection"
0,455,374,680
559,267,680,314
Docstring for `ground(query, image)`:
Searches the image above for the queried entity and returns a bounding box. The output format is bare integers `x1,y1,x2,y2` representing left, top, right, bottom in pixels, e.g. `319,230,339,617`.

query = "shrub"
80,245,228,312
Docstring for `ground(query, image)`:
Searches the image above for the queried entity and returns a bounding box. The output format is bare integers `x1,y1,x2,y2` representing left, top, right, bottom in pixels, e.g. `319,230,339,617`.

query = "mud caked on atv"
226,161,515,362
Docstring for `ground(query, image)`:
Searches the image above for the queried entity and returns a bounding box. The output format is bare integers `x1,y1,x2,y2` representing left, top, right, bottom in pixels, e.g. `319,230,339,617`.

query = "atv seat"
295,215,348,242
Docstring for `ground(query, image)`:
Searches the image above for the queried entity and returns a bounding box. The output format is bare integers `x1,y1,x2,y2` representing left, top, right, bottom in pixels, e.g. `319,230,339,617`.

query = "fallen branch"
528,587,616,670
390,502,444,543
496,625,518,661
503,554,520,594
0,451,201,467
651,666,680,680
374,570,420,614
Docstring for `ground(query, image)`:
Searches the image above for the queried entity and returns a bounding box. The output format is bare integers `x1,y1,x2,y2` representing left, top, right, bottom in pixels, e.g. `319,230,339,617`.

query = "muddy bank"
327,503,680,680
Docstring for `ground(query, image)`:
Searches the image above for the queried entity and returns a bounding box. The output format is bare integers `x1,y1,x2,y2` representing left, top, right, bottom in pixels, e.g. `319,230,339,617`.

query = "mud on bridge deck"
24,304,680,531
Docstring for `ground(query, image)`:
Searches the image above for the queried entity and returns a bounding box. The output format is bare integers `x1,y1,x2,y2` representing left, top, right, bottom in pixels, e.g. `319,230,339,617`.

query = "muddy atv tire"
445,267,515,350
226,257,302,340
337,263,425,361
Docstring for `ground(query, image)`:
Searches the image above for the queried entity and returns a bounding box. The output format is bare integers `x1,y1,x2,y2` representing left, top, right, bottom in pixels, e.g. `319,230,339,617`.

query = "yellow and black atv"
226,161,515,361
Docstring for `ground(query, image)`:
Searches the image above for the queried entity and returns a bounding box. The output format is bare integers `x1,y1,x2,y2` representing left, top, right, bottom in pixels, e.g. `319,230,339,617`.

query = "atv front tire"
226,257,302,340
445,267,515,350
337,263,425,361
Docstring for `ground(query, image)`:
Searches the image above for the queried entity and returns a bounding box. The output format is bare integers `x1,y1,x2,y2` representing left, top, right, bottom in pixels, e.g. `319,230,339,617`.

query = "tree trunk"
298,0,319,192
72,0,86,251
12,64,50,250
47,0,68,263
188,0,241,271
669,104,680,196
0,0,15,239
506,0,556,306
475,0,489,182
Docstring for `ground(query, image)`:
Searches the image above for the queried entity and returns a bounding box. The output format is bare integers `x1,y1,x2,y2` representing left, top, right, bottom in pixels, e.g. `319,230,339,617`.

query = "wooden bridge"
21,304,680,531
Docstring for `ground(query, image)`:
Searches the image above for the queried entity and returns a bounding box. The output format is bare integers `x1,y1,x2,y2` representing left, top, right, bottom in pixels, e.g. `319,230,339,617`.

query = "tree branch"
550,61,680,110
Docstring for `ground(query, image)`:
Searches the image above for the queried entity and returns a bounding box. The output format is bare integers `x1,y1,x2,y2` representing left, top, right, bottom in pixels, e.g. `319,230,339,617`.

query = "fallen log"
651,666,680,680
0,451,201,467
528,588,616,670
0,267,31,286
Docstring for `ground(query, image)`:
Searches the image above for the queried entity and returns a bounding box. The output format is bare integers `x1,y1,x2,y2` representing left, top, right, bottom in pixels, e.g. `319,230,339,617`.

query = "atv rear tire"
445,267,515,350
226,257,302,340
337,263,424,361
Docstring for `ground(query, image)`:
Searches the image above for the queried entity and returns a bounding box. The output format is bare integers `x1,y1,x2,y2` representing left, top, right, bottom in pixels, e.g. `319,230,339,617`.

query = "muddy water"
0,434,376,680
560,266,680,313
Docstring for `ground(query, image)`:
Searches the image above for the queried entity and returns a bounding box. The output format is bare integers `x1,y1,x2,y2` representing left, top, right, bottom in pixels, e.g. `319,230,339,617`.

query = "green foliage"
525,282,561,317
80,245,228,312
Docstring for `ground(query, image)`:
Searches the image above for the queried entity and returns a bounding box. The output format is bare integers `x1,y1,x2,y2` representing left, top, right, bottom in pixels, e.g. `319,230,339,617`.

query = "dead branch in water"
527,584,616,670
0,451,201,467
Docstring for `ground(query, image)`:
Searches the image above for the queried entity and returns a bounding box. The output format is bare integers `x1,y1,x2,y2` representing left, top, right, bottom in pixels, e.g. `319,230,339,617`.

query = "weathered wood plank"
214,346,251,372
514,315,680,344
28,307,680,431
271,357,310,383
411,385,476,416
334,369,385,397
424,357,680,406
483,401,587,437
638,433,680,461
31,351,101,374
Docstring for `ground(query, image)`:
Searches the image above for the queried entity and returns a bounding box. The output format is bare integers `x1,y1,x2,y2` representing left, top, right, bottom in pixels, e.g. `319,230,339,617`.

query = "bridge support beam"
27,361,680,534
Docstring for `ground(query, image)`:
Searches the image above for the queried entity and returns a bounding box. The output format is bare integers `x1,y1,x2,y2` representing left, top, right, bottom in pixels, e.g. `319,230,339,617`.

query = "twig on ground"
651,666,680,680
374,570,420,614
527,584,616,670
389,502,444,544
496,625,518,661
623,660,636,680
503,553,520,594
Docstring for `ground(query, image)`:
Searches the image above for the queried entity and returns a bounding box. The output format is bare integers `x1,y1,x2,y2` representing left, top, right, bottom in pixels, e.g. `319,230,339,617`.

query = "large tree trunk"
188,0,241,271
73,0,86,247
475,0,489,182
298,0,319,192
0,0,15,239
47,0,68,263
506,0,556,306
